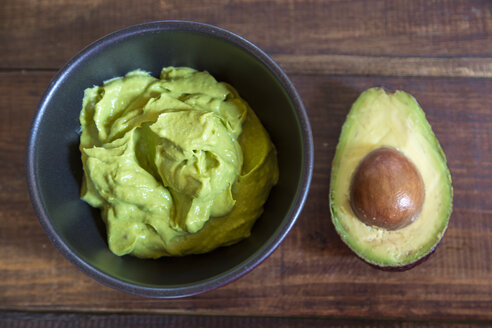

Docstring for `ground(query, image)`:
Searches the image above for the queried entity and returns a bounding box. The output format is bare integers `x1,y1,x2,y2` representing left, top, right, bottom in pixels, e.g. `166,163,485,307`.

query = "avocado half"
329,88,453,269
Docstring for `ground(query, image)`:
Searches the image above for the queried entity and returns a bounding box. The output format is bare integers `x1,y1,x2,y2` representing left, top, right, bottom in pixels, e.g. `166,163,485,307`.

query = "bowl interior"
28,22,309,296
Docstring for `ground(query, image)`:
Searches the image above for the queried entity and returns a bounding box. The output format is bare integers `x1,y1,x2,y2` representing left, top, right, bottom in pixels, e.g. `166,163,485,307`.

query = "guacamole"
80,67,279,258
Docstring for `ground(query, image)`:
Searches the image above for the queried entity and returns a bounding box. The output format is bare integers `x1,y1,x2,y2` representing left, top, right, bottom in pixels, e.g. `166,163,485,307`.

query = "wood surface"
1,0,491,326
0,311,486,328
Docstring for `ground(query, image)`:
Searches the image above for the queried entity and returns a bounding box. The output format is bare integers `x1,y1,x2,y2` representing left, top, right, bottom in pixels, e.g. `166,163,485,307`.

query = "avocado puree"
79,67,278,258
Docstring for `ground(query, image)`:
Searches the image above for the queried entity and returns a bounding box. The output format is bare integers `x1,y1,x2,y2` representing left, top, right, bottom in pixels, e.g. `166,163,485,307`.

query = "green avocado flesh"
80,67,279,258
329,88,452,267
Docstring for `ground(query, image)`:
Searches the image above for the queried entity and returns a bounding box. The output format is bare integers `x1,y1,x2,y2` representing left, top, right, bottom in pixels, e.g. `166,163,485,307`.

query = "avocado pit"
350,147,425,230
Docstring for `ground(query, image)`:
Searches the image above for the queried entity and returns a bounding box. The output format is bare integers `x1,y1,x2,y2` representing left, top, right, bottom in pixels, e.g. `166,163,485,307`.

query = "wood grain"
0,71,491,320
1,0,492,70
273,55,492,78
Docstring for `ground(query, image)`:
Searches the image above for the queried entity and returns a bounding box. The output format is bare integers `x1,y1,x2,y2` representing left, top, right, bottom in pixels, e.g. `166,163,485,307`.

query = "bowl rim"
26,20,314,298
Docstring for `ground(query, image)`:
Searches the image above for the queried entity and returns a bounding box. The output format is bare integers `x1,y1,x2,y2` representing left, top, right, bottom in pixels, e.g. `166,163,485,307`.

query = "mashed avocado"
79,67,278,258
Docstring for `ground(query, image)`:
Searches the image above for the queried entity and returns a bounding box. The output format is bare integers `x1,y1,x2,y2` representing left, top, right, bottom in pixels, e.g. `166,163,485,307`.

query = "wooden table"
1,0,491,326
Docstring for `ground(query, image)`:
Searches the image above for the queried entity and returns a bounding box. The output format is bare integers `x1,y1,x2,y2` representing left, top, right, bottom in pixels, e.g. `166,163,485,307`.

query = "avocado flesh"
330,88,453,267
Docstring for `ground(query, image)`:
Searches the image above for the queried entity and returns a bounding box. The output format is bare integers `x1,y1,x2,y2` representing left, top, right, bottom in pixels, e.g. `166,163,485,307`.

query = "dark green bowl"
26,21,313,298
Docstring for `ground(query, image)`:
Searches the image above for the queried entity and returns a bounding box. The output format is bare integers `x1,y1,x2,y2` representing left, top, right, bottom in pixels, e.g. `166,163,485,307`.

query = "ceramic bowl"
26,20,313,298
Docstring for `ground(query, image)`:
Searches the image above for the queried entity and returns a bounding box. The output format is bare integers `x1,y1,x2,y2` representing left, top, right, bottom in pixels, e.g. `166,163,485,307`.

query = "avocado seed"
350,147,425,230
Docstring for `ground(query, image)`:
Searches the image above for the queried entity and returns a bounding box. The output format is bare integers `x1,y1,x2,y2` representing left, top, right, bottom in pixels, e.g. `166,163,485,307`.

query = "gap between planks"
271,54,492,78
1,55,492,78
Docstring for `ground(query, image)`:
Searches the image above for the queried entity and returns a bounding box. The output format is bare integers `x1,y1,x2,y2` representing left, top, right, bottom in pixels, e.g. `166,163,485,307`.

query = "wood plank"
0,71,491,320
273,55,492,78
0,311,489,328
1,0,492,70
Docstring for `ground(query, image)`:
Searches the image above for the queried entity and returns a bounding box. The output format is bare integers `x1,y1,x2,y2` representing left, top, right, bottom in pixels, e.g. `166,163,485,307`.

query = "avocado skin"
329,87,453,270
344,229,441,271
367,243,437,271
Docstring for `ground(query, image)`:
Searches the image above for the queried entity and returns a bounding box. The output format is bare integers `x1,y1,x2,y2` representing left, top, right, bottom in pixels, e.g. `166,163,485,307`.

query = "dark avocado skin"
367,245,437,271
345,236,440,271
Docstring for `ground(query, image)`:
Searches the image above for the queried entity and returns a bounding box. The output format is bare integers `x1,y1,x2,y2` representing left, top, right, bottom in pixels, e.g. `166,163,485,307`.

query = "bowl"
26,20,313,298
